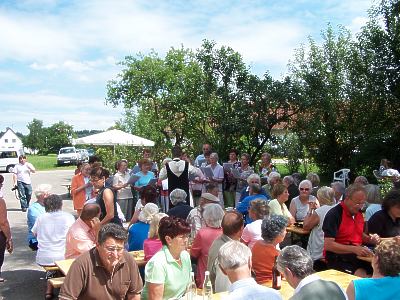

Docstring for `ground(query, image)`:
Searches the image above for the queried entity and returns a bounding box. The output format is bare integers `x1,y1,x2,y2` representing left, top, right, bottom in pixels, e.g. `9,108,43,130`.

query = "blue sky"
0,0,373,134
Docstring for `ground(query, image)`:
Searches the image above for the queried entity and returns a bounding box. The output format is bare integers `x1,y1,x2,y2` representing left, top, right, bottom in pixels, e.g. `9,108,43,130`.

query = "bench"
49,277,65,288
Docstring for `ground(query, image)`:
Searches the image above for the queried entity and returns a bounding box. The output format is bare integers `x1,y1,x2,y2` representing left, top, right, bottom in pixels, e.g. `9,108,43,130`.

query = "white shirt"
241,219,263,249
32,211,75,266
13,162,35,184
159,158,197,180
113,171,133,200
223,277,282,300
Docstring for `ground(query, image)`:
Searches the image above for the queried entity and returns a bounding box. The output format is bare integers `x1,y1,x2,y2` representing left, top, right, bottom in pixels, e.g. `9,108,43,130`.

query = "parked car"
87,148,95,157
57,147,80,166
77,149,89,162
0,148,24,172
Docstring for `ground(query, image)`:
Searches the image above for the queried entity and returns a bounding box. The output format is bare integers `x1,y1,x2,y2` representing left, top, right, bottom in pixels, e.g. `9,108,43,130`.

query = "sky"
0,0,374,134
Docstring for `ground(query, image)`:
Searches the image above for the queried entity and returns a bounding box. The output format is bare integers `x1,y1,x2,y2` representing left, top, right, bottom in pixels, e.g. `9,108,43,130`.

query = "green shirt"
269,199,292,219
141,246,191,300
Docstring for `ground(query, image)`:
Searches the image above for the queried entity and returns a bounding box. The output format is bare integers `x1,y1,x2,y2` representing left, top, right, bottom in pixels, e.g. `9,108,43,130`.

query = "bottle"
272,256,281,290
186,272,197,300
202,271,213,300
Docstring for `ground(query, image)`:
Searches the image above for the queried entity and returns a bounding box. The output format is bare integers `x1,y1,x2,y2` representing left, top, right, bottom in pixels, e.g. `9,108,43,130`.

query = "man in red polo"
322,184,379,277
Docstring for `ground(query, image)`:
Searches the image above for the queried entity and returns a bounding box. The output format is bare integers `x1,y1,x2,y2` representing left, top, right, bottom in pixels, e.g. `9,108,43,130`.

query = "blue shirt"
27,201,45,244
228,278,282,300
353,276,400,300
134,171,155,187
128,221,150,251
236,194,269,224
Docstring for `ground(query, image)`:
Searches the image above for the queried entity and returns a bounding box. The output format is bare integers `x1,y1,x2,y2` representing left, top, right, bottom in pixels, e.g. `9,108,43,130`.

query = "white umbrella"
72,129,154,153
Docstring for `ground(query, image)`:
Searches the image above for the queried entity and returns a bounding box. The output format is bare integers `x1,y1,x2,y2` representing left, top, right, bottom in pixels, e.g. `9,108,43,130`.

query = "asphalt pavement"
0,169,76,300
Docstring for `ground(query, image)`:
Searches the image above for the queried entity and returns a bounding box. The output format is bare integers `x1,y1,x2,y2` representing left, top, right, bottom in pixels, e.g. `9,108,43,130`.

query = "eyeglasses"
300,188,310,191
90,177,103,182
103,246,124,253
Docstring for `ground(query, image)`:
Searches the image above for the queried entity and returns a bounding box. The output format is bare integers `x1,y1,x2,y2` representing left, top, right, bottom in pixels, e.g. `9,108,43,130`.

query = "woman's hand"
6,238,13,254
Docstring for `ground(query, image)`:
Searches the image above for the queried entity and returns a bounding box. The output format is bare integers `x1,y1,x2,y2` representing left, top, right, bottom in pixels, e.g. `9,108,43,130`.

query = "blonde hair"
317,186,335,206
148,213,168,239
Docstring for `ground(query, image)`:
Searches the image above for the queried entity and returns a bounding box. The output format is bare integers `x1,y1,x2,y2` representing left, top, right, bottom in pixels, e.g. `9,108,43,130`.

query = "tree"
46,121,74,153
24,118,46,154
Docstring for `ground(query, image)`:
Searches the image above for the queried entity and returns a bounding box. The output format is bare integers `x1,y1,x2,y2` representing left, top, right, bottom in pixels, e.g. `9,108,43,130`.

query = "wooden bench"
49,277,65,288
42,265,60,272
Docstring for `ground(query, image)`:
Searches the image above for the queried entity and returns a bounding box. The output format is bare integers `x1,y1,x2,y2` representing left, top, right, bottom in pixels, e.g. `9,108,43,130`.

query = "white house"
0,127,23,150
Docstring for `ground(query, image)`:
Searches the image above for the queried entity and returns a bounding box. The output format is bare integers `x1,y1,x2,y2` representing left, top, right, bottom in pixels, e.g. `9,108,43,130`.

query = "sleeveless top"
166,161,190,205
353,276,400,300
96,187,122,226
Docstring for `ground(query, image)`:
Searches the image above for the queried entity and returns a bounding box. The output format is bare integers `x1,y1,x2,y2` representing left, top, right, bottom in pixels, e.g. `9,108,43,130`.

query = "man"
59,223,143,300
65,203,101,259
323,184,379,277
194,143,212,167
207,211,244,292
12,155,36,211
259,152,277,178
217,241,281,300
331,181,346,204
186,192,220,238
236,184,269,224
130,149,158,175
27,184,52,250
277,245,346,300
159,146,198,205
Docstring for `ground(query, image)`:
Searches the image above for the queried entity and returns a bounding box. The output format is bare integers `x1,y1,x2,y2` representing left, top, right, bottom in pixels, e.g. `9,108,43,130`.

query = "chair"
373,170,382,181
333,169,350,186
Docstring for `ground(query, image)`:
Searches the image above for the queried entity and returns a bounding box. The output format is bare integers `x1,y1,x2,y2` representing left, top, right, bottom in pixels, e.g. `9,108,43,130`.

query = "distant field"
27,154,75,171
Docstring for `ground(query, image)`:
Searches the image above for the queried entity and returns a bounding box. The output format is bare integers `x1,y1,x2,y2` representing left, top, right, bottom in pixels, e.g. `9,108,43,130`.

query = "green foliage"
23,119,46,153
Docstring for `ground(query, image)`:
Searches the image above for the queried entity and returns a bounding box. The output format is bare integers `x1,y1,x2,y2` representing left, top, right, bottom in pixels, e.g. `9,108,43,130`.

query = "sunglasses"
300,188,310,191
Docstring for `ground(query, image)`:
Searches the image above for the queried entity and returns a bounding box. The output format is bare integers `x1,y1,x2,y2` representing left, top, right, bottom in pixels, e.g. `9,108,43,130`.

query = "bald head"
222,211,244,238
80,203,101,221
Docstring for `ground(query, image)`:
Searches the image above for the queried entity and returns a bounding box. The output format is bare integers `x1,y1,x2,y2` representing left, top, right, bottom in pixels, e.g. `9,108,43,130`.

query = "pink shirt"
190,226,222,287
65,218,96,259
241,219,263,249
143,238,163,261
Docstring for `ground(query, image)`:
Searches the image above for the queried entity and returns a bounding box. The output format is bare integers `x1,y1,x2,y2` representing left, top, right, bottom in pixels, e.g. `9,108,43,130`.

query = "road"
0,170,75,300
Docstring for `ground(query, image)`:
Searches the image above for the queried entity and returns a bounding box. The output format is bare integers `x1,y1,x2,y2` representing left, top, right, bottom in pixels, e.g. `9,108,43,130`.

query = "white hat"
201,193,219,203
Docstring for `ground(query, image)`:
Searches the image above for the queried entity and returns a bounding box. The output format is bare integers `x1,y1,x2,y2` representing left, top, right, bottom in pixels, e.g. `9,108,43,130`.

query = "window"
12,139,16,143
4,139,8,143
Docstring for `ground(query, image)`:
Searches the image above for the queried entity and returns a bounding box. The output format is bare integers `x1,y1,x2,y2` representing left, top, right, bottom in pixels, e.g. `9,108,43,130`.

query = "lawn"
27,154,76,171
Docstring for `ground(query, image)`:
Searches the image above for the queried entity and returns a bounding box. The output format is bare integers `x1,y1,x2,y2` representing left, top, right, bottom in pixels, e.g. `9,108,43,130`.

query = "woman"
113,159,134,220
235,153,254,206
129,185,158,225
259,152,276,178
364,184,382,221
0,175,13,283
167,188,193,220
268,183,295,225
241,199,270,249
252,215,288,284
346,238,400,300
71,162,92,216
208,152,224,203
32,194,75,299
134,158,155,192
223,149,241,208
303,186,335,268
128,203,159,251
190,203,224,287
90,166,122,226
289,179,320,221
142,216,191,300
143,212,168,261
367,189,400,238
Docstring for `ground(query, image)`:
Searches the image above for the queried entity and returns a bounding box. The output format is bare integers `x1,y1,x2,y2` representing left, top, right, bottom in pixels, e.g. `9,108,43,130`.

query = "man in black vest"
159,146,198,206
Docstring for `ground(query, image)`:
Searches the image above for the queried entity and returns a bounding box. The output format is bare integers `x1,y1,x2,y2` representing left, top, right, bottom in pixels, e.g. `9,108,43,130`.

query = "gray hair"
98,223,128,244
277,245,313,279
261,215,288,243
283,175,294,186
299,179,312,190
331,181,346,195
169,188,188,205
44,194,63,212
268,172,281,184
34,184,52,198
306,173,320,187
203,203,224,228
316,186,335,206
218,240,252,270
210,152,219,160
247,173,261,184
365,184,382,204
249,183,262,194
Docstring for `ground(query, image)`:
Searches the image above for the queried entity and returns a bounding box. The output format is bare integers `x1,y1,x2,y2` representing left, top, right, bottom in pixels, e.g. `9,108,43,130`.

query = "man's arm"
324,237,373,256
27,162,36,173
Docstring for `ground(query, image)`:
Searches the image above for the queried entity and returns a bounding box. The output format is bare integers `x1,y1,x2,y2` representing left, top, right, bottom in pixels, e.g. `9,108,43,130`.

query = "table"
213,269,358,300
286,225,310,246
55,250,146,275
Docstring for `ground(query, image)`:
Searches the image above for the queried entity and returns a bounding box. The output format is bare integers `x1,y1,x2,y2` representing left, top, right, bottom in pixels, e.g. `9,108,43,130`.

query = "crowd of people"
0,148,399,300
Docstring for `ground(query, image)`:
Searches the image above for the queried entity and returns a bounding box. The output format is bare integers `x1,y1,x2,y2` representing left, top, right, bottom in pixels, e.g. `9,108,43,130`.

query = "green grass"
27,154,76,171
